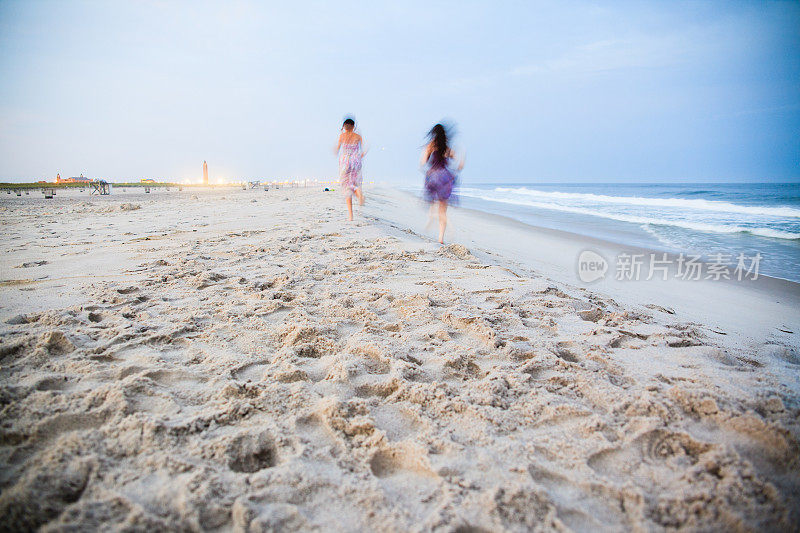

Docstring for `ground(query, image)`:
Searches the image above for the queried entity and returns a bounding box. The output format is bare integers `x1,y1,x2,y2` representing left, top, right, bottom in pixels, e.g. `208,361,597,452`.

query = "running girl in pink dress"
335,117,367,221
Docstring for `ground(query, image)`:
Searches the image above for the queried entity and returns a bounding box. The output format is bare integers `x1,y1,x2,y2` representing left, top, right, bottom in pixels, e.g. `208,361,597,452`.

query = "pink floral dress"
338,141,362,196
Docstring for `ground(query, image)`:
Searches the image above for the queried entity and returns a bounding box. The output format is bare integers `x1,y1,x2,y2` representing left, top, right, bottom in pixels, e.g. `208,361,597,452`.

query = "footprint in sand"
369,444,437,479
587,428,712,479
759,343,800,365
33,375,73,392
527,462,626,531
353,380,400,399
232,361,270,381
116,286,138,295
295,415,343,454
26,411,109,450
227,431,278,473
371,403,425,441
550,341,580,363
142,368,207,389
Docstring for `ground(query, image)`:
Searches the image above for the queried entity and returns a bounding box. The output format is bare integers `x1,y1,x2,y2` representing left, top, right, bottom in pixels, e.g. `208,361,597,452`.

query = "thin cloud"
511,35,690,77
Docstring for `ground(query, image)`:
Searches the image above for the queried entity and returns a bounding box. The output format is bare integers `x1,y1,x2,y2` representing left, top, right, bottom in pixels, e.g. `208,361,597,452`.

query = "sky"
0,0,798,184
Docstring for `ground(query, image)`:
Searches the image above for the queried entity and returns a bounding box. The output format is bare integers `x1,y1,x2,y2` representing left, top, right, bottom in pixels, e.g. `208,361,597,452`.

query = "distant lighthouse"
203,160,208,185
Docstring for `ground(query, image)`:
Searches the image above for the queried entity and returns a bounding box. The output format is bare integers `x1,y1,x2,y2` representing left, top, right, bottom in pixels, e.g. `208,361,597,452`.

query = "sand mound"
438,243,475,260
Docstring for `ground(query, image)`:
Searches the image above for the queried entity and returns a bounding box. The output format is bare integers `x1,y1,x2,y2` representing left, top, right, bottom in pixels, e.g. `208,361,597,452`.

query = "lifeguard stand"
90,180,110,195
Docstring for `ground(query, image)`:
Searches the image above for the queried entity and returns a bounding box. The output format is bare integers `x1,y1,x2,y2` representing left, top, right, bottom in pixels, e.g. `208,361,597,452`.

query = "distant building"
57,173,92,183
203,161,208,185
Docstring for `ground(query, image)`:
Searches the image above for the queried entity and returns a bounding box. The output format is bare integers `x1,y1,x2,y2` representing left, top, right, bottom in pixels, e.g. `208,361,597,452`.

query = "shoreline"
458,200,800,285
395,186,800,282
423,182,800,284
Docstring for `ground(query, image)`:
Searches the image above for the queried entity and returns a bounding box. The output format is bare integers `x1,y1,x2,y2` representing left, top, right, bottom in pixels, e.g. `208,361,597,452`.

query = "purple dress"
424,151,457,203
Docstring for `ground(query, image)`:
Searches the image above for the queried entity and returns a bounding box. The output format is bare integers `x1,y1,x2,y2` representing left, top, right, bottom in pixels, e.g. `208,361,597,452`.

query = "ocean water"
452,182,800,282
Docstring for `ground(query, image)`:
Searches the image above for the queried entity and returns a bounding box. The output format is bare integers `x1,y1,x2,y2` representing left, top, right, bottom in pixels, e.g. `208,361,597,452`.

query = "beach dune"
0,186,797,531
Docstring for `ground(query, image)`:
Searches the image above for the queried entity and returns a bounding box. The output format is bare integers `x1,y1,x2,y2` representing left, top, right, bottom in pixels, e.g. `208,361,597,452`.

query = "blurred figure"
335,117,367,220
421,123,464,243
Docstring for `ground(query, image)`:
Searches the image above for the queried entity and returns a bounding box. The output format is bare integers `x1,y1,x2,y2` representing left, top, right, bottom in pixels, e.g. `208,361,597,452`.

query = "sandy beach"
0,186,798,531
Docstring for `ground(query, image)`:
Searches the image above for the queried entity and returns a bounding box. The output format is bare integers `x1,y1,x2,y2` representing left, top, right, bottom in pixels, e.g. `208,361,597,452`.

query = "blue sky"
0,0,798,183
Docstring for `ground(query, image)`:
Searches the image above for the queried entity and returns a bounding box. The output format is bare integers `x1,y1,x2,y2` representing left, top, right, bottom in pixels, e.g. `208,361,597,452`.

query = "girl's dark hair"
343,118,355,129
428,123,448,157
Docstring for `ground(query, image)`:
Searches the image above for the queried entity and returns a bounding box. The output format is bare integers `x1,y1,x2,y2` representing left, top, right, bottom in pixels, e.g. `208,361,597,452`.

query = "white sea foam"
492,187,800,218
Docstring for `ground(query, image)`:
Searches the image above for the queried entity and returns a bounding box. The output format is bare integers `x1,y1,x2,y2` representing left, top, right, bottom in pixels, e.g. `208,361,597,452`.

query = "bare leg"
437,201,447,244
425,202,436,230
346,196,353,221
355,188,364,206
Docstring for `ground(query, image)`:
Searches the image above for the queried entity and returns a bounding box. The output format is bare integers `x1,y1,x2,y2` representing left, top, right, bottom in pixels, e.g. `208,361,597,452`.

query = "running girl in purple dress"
421,123,464,243
335,117,367,221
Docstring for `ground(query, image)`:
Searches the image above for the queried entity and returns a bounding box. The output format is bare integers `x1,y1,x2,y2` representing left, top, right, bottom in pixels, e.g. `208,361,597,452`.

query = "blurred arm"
333,133,342,155
419,144,432,169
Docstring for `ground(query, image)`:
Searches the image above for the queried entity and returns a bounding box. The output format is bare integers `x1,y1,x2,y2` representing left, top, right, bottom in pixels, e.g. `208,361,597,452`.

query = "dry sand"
0,186,798,531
